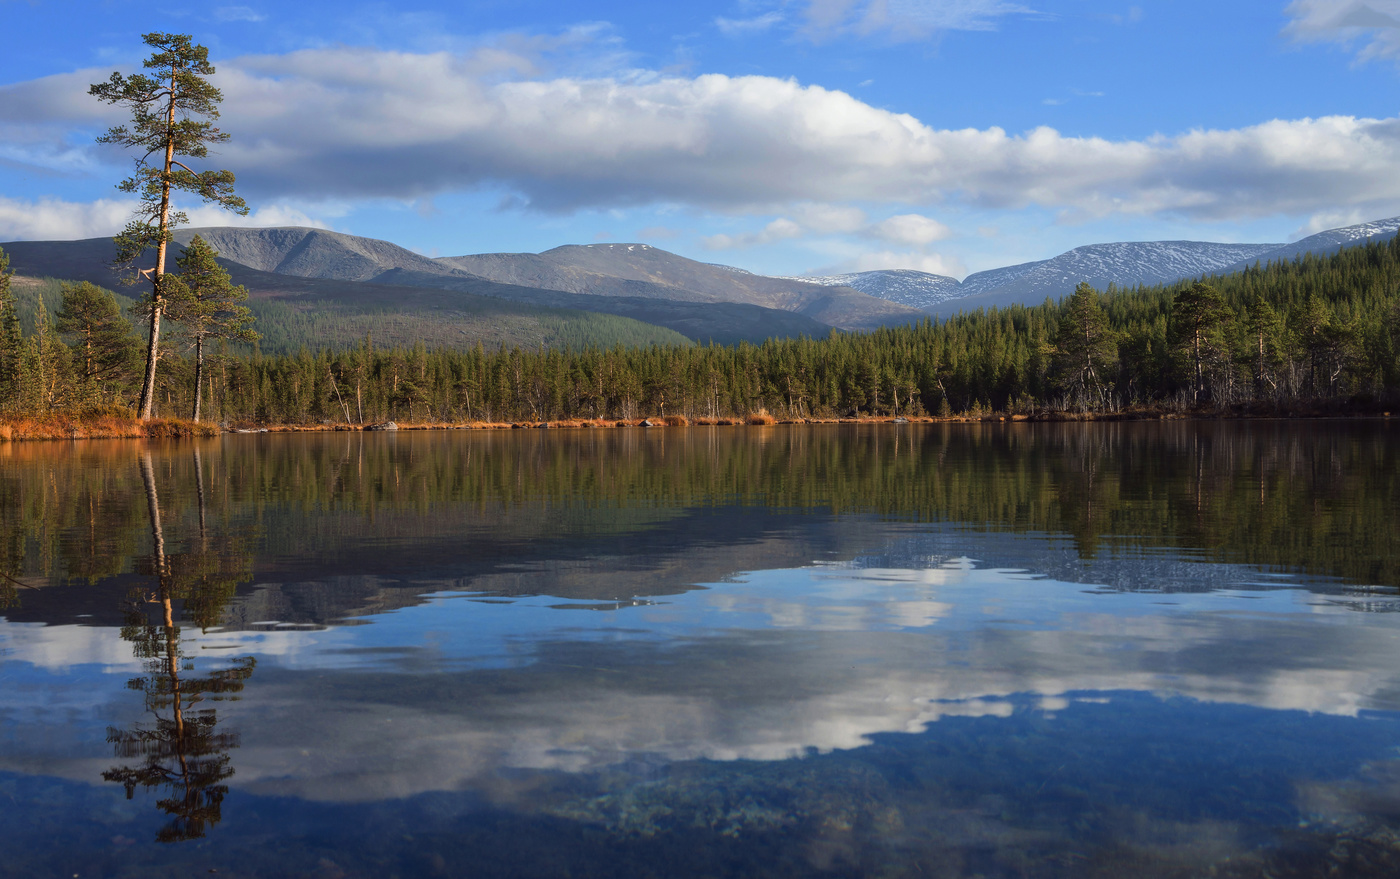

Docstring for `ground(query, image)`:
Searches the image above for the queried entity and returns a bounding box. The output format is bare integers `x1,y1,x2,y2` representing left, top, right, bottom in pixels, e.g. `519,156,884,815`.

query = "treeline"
2,237,1400,423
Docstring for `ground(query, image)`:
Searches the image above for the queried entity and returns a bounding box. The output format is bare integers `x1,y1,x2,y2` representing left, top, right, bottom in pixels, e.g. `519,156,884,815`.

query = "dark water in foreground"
2,421,1399,878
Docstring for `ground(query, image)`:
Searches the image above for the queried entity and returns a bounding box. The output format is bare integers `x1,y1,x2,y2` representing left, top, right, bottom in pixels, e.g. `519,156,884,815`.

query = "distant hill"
789,241,1282,316
167,228,922,335
439,242,924,331
956,240,1281,301
11,216,1400,351
783,218,1400,317
173,226,459,282
0,236,694,353
0,232,834,348
781,269,964,310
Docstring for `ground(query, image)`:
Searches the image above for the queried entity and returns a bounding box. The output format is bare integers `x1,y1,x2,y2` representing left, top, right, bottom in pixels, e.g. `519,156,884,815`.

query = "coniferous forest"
2,233,1399,427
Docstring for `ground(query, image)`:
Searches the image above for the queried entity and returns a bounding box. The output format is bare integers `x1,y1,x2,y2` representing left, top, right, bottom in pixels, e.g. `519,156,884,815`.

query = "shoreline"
0,404,1393,442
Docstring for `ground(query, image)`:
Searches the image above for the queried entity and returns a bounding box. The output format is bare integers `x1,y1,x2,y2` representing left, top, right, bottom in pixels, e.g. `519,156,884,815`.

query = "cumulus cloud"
828,248,968,277
703,217,803,249
700,207,950,254
0,195,331,242
793,202,869,233
8,45,1400,228
1285,0,1400,61
870,213,952,245
802,0,1037,41
0,196,135,242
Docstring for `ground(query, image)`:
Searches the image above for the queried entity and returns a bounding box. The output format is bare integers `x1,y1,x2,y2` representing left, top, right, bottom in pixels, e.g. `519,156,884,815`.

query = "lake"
1,421,1399,878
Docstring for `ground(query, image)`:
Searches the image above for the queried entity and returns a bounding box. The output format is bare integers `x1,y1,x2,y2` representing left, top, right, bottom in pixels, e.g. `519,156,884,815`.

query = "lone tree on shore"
90,33,248,420
167,235,257,422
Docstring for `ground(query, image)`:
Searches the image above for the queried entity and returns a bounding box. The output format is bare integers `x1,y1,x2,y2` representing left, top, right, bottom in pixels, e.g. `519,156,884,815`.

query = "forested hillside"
2,237,1398,424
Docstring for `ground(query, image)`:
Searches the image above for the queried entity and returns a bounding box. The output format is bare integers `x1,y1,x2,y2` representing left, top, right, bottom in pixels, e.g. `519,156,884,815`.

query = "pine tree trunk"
137,63,179,421
192,336,205,422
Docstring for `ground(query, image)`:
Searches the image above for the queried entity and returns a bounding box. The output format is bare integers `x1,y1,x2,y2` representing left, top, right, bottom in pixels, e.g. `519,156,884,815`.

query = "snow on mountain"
777,269,963,310
958,241,1282,302
1217,217,1400,275
779,242,1280,314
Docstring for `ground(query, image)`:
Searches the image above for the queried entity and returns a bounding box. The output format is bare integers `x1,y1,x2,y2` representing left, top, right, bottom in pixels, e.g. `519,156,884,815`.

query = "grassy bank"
0,413,220,441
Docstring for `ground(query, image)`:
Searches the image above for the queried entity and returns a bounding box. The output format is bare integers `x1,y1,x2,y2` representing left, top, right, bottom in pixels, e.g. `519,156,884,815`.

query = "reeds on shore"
1,401,1387,442
0,411,220,441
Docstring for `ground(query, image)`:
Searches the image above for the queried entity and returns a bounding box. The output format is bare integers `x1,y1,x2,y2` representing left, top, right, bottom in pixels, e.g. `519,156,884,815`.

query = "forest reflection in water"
0,421,1399,877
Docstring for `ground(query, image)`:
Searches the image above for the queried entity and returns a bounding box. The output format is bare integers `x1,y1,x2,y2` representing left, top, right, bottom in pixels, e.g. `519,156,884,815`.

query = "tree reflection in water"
103,450,256,843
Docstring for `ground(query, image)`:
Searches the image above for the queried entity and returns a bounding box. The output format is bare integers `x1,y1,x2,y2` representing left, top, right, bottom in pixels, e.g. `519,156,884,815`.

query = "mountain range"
4,216,1398,352
792,217,1400,315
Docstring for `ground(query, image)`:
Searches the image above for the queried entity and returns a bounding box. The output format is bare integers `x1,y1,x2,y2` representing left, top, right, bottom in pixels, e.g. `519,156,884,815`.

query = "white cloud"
1285,0,1400,61
0,195,332,242
870,213,953,245
0,196,134,242
802,0,1037,41
792,202,868,233
9,44,1400,230
841,249,967,276
699,207,949,256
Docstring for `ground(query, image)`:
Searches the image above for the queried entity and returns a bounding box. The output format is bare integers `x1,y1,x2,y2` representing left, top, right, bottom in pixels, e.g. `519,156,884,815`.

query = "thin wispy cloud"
215,6,266,23
1107,6,1144,26
802,0,1037,42
704,218,803,249
716,12,786,36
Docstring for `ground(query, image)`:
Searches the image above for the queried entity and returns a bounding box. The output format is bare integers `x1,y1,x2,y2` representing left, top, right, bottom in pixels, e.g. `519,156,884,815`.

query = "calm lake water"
2,422,1399,878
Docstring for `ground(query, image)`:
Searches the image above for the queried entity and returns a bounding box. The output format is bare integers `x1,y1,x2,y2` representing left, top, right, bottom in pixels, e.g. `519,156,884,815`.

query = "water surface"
2,422,1399,877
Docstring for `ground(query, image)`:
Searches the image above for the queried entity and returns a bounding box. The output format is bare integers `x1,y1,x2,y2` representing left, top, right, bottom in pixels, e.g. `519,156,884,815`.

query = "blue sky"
2,0,1400,277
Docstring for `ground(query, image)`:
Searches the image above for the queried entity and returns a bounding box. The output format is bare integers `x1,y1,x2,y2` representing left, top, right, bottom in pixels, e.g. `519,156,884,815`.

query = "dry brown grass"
0,412,220,441
745,410,777,425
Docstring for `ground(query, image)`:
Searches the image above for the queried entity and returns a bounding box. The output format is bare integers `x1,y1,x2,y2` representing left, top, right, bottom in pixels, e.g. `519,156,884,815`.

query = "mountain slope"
171,226,466,282
783,270,963,310
0,235,827,348
958,241,1281,299
784,242,1283,316
1216,218,1400,275
440,243,925,330
0,237,693,353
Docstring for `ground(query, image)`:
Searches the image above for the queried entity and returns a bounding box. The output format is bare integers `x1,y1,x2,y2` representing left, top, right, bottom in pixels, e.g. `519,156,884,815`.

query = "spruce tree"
1170,282,1234,405
56,281,140,405
1052,282,1118,410
167,236,257,422
0,247,20,410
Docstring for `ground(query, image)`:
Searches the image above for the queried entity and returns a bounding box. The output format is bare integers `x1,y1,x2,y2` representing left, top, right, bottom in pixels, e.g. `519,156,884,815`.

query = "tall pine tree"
90,33,248,420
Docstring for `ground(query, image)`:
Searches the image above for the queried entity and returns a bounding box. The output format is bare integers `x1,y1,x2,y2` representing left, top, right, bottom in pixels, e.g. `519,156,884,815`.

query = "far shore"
0,403,1393,442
